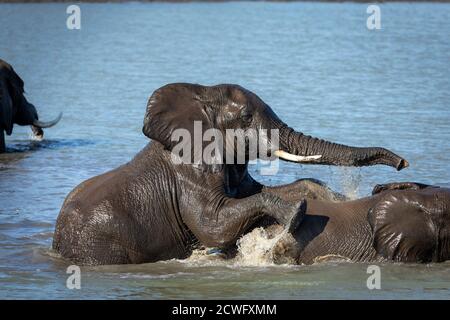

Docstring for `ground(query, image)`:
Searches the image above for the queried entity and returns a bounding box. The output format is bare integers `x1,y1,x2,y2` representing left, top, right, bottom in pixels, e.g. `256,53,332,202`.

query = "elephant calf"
270,182,450,264
0,59,62,153
53,83,407,265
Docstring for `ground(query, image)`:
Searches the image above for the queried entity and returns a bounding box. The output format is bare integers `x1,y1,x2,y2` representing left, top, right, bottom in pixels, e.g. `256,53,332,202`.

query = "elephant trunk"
276,124,408,171
31,125,44,139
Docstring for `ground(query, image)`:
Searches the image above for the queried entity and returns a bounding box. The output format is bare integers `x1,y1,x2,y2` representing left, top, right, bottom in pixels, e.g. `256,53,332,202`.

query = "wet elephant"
0,59,62,153
269,182,450,264
53,83,407,265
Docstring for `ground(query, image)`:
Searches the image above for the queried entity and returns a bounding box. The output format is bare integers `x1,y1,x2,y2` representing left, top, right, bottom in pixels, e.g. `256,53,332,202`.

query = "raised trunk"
278,124,408,171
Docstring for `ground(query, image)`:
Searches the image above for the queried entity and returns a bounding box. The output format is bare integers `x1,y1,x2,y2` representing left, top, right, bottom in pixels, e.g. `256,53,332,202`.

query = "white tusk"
274,150,322,162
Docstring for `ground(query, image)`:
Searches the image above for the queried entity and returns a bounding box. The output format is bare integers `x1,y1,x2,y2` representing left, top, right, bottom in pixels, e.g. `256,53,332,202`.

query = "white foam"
180,226,293,267
118,272,194,279
234,227,287,266
29,133,43,142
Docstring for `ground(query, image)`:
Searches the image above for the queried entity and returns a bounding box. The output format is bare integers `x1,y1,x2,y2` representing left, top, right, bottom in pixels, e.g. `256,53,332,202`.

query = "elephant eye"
241,111,252,123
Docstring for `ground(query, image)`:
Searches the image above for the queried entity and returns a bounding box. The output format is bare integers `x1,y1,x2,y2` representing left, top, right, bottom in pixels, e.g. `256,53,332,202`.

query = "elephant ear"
0,79,14,135
367,192,438,263
143,83,223,172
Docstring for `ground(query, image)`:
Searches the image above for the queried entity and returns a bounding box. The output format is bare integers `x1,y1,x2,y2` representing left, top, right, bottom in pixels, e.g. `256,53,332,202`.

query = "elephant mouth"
273,150,322,163
31,125,44,141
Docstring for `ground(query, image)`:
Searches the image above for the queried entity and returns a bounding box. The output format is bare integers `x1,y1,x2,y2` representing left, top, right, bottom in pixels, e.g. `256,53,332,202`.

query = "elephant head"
369,185,450,263
0,59,62,144
142,83,408,171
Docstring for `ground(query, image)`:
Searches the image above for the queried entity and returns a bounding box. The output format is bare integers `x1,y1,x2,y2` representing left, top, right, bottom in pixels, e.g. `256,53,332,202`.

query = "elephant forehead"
215,84,251,104
229,87,247,103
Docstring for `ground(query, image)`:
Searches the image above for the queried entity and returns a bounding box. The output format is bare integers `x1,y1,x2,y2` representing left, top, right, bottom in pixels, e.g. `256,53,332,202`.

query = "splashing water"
181,226,294,267
29,132,44,142
234,227,288,266
330,167,363,200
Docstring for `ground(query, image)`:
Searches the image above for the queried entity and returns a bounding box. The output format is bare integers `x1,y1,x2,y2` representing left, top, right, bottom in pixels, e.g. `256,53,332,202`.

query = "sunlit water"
0,2,449,299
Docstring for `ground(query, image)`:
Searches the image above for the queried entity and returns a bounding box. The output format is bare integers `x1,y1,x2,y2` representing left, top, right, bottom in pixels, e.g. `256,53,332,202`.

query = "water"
1,2,449,299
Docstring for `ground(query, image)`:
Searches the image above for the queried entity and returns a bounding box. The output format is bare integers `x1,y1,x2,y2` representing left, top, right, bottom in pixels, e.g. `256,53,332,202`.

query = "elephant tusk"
274,150,322,162
33,112,63,128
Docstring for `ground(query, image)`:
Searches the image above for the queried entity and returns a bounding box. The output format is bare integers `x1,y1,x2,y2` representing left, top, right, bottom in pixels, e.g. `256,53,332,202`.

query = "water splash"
330,167,363,200
29,132,43,142
234,227,287,266
181,226,295,267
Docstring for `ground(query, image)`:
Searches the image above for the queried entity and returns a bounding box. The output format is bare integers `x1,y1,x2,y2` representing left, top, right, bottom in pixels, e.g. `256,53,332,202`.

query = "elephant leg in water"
53,83,407,265
268,182,450,264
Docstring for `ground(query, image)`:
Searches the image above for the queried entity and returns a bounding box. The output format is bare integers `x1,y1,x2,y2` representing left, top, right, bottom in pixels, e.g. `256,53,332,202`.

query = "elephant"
266,182,450,264
53,83,408,265
0,59,62,153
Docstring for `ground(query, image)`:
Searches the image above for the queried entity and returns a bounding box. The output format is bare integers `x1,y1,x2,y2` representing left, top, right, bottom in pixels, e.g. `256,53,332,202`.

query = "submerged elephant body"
270,183,450,264
53,83,408,265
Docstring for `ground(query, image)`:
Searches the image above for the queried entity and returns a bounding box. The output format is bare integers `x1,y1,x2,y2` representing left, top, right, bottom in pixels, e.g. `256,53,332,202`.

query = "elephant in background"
268,182,450,264
0,59,62,153
53,83,407,265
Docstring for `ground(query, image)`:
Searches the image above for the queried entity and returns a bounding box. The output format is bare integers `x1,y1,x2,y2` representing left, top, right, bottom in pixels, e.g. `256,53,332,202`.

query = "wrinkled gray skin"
270,182,450,264
0,59,62,153
53,83,407,265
